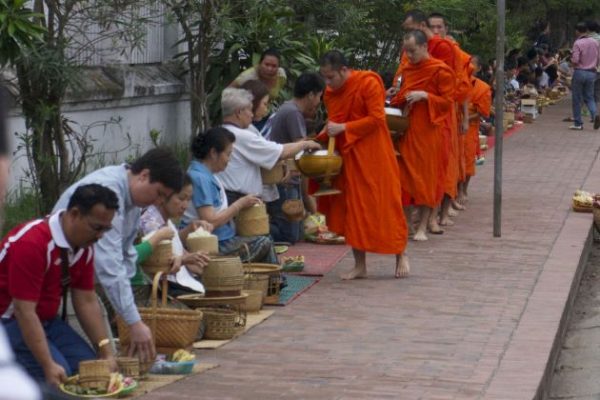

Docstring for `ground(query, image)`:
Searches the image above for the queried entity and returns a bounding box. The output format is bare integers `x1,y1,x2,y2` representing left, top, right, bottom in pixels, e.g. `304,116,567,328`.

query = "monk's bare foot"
451,200,466,211
427,222,444,234
448,208,459,217
395,255,410,279
439,217,454,226
457,192,467,206
341,266,367,280
413,231,428,241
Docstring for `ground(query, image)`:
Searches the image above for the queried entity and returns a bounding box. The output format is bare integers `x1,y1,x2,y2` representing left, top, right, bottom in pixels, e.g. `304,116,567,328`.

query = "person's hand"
303,140,322,152
386,87,398,97
127,321,156,363
153,227,174,242
169,255,183,274
236,195,262,210
405,90,428,105
102,355,118,373
326,121,346,137
184,251,210,275
43,361,67,387
188,220,214,233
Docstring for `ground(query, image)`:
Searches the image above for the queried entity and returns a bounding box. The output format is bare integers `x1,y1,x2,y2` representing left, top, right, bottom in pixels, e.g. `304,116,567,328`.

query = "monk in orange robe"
392,30,455,241
429,12,474,216
317,50,409,279
394,10,459,235
464,56,491,198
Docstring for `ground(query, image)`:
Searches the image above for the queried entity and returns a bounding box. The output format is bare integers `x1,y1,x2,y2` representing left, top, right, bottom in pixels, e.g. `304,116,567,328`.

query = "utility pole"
493,0,506,237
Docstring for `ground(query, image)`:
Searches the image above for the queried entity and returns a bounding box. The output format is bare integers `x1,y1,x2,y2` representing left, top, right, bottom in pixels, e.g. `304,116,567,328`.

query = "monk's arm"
345,77,386,136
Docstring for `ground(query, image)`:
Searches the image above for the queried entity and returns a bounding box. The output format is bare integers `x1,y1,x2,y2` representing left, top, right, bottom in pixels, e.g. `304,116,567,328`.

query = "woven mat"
282,242,350,276
123,362,218,398
192,309,274,350
272,275,320,306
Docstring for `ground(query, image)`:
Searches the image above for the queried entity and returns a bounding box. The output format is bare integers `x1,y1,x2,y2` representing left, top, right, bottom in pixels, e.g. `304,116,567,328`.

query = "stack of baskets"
177,256,249,340
79,360,111,390
243,263,282,305
117,272,202,355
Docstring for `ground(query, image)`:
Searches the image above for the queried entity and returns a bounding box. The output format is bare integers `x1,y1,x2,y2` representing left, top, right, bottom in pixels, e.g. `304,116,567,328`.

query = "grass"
1,188,41,236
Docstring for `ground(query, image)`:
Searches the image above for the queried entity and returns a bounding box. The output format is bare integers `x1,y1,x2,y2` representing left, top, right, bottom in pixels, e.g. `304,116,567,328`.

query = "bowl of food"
385,107,409,133
295,149,342,179
60,373,124,398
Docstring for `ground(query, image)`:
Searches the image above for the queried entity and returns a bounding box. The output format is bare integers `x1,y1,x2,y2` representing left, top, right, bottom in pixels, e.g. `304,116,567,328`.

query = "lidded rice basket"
186,235,219,255
141,240,172,275
203,256,245,297
235,203,269,236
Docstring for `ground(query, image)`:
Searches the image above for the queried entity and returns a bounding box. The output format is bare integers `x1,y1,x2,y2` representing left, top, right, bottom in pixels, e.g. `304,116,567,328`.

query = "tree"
1,0,153,212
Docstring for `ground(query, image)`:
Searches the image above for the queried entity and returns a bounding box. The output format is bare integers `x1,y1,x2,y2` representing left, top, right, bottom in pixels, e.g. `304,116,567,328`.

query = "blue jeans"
572,69,598,126
2,317,96,380
267,184,302,244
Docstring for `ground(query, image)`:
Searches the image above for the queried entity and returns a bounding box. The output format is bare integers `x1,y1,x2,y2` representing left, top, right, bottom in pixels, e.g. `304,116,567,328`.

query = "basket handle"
150,271,169,310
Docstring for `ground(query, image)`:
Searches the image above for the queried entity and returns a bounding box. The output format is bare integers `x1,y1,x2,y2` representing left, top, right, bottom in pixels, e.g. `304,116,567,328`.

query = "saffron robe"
465,78,491,177
317,71,407,254
395,58,455,207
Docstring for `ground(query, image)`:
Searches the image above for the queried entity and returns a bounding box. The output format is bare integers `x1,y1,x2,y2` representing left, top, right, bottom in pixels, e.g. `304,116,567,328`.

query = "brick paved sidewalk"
140,100,600,399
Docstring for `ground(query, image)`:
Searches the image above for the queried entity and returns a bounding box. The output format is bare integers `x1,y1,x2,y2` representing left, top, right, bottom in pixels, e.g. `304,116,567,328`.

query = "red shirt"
0,212,95,321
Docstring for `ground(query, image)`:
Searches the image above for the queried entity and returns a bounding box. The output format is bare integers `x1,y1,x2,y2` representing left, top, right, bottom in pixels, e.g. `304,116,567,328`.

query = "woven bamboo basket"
236,204,269,236
79,360,111,389
243,274,269,300
243,263,282,305
200,308,238,340
141,240,172,275
203,256,245,297
240,290,263,313
117,357,140,379
260,162,285,185
282,199,305,222
186,235,219,255
117,272,203,355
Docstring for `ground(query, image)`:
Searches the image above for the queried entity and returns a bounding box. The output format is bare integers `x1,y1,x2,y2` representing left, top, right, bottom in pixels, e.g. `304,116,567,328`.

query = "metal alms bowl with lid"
295,136,343,196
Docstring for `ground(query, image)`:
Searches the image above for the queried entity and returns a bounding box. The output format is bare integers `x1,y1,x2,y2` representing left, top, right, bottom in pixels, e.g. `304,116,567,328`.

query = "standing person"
394,30,455,241
1,184,119,385
53,148,184,363
230,48,287,131
266,72,325,244
317,50,409,279
569,22,600,130
586,20,600,116
230,49,287,102
463,56,492,198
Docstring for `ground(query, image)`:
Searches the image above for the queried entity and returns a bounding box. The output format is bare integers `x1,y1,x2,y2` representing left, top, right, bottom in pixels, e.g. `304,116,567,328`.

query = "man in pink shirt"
570,22,600,130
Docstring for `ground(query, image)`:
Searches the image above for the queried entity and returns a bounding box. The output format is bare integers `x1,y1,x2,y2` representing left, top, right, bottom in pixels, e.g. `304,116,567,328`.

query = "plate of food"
59,372,124,398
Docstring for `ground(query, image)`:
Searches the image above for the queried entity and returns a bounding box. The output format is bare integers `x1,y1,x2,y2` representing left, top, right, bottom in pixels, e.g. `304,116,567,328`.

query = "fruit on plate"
107,373,123,393
171,349,195,362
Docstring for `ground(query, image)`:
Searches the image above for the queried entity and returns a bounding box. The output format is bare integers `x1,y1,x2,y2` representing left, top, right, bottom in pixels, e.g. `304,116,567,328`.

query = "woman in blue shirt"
183,127,278,264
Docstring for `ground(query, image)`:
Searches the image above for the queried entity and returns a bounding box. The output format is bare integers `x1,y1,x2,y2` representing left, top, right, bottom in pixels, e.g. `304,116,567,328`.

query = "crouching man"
0,184,119,386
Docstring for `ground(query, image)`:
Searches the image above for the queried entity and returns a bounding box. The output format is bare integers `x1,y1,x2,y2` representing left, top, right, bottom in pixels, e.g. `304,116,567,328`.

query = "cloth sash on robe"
465,78,492,177
316,70,408,254
394,58,455,208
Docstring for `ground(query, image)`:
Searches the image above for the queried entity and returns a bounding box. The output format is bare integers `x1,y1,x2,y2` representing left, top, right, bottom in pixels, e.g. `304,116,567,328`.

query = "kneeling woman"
183,127,278,264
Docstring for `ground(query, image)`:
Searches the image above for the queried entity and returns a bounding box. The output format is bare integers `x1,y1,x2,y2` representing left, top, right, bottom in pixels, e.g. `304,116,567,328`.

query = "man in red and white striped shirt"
0,184,119,387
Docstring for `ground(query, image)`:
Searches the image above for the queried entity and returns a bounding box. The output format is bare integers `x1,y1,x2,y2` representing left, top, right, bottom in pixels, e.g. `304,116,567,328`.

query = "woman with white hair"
218,87,320,206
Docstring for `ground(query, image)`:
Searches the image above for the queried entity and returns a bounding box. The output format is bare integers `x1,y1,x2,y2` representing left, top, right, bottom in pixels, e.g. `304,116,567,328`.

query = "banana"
172,349,195,362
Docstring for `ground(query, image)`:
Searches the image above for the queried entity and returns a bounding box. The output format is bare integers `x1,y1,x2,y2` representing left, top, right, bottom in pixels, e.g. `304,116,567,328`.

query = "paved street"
140,99,600,399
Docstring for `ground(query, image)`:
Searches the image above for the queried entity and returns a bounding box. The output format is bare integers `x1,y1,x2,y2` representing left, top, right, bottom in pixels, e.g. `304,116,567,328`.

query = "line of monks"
313,10,492,280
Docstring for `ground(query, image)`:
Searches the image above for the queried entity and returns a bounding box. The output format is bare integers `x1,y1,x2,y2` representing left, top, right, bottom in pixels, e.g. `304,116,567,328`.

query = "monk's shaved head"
319,50,349,71
404,30,428,46
404,10,429,26
428,12,448,37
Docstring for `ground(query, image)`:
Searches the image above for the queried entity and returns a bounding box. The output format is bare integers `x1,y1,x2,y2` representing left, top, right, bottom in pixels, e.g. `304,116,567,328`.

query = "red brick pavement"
139,99,600,399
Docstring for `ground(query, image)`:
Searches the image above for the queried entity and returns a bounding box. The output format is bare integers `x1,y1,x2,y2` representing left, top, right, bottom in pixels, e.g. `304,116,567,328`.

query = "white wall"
6,95,191,192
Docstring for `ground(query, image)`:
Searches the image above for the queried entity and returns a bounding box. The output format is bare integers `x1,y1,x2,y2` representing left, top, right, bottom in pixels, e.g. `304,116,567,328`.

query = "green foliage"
0,0,45,66
1,186,41,236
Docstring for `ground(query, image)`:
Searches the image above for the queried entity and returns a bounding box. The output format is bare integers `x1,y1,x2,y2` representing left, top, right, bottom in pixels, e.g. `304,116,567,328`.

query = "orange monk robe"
395,58,455,208
429,36,461,199
317,71,407,254
465,78,491,177
451,42,474,184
